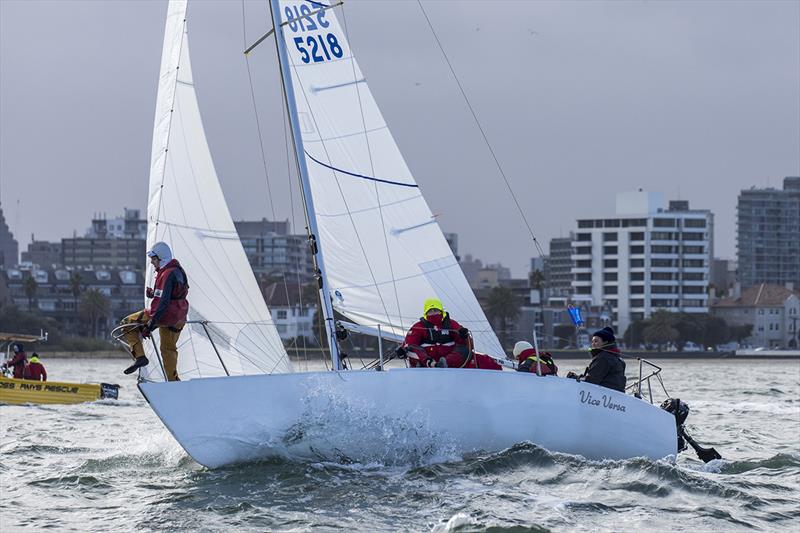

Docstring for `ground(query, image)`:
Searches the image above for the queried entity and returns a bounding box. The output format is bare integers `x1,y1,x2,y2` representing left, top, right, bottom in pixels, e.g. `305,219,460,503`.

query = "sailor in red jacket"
2,343,28,379
120,242,189,381
396,298,502,370
513,341,558,376
27,353,47,381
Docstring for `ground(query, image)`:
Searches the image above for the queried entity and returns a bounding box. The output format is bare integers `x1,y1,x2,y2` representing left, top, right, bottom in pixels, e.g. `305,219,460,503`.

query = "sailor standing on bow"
120,242,189,381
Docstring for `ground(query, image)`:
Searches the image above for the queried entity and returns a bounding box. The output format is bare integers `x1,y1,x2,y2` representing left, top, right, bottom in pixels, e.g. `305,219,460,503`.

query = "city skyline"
1,0,798,277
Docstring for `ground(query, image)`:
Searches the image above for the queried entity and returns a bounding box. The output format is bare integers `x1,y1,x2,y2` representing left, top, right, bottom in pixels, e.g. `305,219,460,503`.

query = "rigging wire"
240,0,303,367
416,0,546,260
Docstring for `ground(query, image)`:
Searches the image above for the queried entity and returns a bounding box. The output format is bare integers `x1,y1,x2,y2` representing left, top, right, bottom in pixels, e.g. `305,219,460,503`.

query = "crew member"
2,343,28,379
120,242,189,381
513,341,558,376
566,327,626,391
396,298,501,370
27,353,47,381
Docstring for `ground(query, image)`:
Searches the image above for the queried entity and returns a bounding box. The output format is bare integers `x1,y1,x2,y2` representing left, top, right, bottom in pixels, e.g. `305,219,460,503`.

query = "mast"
268,0,342,370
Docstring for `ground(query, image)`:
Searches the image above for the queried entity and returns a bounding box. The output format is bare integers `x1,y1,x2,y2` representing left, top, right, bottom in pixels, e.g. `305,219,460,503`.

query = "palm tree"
23,275,38,311
486,286,519,349
69,272,82,299
79,289,111,338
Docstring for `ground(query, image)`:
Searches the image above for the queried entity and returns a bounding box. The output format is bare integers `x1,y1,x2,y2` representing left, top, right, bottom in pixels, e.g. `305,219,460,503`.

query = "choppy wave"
2,358,800,532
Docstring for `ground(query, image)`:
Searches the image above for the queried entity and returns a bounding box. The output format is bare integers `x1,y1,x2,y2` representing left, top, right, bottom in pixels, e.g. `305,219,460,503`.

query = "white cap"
513,341,533,357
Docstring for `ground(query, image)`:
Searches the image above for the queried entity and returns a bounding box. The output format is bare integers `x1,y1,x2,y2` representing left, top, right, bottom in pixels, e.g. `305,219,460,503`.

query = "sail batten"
275,0,504,355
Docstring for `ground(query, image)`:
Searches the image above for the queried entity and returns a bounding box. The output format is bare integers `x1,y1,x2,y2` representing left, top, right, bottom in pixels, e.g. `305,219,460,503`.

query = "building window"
603,232,618,241
683,246,705,254
630,299,644,307
577,220,594,229
623,219,647,227
277,310,288,320
604,286,618,294
684,219,706,228
630,272,644,281
630,245,645,254
652,245,675,254
682,259,705,268
576,260,592,268
575,286,592,295
629,232,644,241
604,259,618,268
603,246,618,255
652,259,675,267
631,285,644,294
651,232,675,241
654,218,676,227
576,233,592,241
604,272,618,281
576,273,592,281
575,246,592,255
651,272,674,280
682,232,706,241
604,220,621,228
630,259,644,268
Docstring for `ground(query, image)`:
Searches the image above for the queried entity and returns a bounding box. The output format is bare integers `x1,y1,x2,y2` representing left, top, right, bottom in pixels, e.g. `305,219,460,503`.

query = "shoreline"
33,349,800,360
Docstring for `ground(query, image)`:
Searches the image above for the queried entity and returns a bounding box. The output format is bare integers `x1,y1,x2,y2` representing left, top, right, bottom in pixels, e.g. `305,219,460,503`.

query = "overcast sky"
1,0,798,276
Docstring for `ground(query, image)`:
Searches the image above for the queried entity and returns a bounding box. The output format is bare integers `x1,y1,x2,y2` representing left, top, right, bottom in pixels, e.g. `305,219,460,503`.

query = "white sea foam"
432,512,479,532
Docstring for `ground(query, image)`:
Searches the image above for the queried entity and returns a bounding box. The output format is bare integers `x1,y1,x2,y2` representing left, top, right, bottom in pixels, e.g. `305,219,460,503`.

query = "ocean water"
1,357,798,532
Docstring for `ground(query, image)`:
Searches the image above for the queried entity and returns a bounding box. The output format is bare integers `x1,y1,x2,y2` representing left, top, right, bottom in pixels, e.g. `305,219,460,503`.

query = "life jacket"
149,259,189,326
419,313,455,347
517,348,558,375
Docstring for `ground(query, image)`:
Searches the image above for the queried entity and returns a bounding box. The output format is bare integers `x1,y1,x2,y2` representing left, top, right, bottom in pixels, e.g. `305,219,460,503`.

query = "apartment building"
571,191,713,337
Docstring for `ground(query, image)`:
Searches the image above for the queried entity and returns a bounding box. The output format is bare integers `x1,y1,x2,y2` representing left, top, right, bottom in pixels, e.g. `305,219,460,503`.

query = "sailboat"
135,0,680,468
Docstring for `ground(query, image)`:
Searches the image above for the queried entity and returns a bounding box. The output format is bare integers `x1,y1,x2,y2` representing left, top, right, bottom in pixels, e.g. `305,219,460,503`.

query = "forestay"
275,0,503,356
143,0,292,381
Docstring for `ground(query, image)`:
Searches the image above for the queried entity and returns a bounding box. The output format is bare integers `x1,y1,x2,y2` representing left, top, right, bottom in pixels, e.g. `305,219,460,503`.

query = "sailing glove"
395,346,407,359
458,327,469,339
141,319,155,339
566,371,579,380
146,287,154,298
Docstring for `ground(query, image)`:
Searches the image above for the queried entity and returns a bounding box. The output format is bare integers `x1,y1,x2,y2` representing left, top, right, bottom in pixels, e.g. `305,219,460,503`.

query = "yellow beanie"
423,298,444,316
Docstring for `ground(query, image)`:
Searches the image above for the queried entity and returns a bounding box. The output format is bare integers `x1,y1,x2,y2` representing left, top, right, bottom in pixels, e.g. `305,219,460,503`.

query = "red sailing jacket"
402,313,466,360
5,352,27,379
27,362,47,381
149,259,189,326
516,348,558,376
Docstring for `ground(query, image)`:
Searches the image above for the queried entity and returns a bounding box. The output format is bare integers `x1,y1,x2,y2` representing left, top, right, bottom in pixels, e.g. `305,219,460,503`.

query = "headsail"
143,0,292,380
274,0,503,355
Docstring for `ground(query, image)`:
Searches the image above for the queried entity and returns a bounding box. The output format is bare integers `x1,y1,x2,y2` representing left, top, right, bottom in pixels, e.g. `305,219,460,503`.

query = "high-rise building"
234,219,313,281
737,177,800,289
22,239,62,267
546,235,574,299
0,202,19,269
571,192,713,337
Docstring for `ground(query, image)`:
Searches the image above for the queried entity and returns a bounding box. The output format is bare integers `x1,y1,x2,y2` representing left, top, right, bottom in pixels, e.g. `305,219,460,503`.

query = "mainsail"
143,0,292,380
275,0,503,355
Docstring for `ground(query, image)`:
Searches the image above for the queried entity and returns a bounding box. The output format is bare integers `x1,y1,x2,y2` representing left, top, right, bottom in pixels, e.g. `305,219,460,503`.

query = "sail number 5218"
285,4,343,64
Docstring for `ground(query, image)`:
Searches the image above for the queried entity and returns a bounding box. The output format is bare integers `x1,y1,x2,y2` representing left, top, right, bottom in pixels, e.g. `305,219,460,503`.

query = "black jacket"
581,351,626,392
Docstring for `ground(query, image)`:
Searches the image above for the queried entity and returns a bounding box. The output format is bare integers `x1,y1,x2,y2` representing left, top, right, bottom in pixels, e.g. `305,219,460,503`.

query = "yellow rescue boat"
0,376,119,405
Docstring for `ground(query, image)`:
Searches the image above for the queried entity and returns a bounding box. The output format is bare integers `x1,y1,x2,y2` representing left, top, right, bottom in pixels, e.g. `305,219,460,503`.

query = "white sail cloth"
142,0,292,381
276,0,503,355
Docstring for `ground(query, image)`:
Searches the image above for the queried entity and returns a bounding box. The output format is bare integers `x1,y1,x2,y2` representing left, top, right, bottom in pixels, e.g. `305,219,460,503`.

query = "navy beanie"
592,327,615,344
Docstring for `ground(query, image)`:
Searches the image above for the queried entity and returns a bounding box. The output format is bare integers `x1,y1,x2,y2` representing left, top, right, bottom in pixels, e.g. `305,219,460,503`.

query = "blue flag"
567,305,584,326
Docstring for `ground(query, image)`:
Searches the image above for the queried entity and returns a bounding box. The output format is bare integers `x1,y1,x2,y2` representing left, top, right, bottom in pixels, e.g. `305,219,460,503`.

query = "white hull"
139,369,677,468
